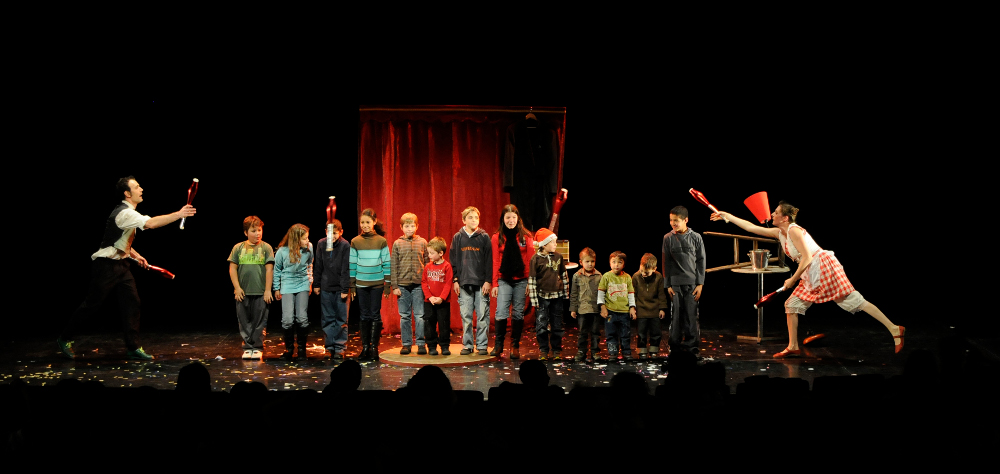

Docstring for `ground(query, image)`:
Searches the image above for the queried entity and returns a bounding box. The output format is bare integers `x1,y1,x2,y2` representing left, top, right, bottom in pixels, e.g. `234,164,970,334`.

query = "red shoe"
773,348,801,359
894,326,906,354
803,333,826,345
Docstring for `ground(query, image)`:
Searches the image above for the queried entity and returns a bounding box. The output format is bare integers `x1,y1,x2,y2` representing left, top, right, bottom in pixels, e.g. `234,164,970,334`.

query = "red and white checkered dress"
780,225,855,304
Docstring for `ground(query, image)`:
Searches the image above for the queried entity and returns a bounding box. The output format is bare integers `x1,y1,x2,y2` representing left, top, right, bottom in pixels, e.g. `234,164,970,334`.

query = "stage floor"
3,314,965,397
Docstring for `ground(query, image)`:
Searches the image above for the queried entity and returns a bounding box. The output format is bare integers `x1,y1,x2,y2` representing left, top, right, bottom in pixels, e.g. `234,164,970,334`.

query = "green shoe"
127,347,154,360
57,338,76,359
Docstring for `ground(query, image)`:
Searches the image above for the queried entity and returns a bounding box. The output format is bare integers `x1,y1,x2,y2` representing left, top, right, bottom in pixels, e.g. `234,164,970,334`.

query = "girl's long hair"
278,223,310,263
361,208,387,236
495,204,530,247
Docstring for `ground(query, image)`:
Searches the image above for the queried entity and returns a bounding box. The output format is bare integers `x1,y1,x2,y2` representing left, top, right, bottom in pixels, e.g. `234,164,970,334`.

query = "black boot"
370,320,383,362
358,320,372,360
281,328,296,360
490,319,507,357
296,326,309,361
510,319,523,359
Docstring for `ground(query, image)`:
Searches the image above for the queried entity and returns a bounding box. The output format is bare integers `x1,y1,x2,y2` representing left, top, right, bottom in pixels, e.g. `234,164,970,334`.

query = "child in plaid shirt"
391,212,428,355
528,228,569,360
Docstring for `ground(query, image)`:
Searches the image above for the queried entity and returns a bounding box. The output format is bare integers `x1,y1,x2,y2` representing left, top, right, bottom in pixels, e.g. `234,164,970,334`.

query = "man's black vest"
99,202,136,254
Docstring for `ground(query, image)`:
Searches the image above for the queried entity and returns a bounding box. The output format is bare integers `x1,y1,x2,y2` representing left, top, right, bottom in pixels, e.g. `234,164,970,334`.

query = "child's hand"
491,286,498,298
600,306,608,318
313,288,321,296
264,290,274,304
453,282,460,296
482,282,491,296
341,292,350,301
234,287,245,302
274,291,282,301
393,288,402,297
430,296,442,305
571,311,577,319
667,287,675,298
659,310,665,319
629,307,637,319
693,285,703,301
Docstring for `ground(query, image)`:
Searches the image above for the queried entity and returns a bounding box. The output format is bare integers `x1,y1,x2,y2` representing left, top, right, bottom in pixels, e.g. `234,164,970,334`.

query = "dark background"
21,70,987,343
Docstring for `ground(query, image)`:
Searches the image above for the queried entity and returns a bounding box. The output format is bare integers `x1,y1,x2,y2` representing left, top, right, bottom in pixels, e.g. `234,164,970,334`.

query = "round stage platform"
377,348,499,367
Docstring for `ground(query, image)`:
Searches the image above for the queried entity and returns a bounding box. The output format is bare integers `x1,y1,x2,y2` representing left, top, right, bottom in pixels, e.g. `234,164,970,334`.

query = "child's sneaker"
242,350,253,360
428,345,439,356
56,338,76,359
553,351,562,360
400,345,412,355
460,348,473,356
538,351,549,361
574,353,585,362
250,350,263,360
441,346,451,356
417,345,427,355
127,347,154,360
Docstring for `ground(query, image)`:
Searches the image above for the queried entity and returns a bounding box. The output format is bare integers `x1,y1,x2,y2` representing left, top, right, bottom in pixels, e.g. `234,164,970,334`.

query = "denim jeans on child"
458,284,490,351
604,310,631,357
320,290,348,354
356,286,384,321
535,297,564,353
396,284,425,347
495,279,528,321
669,284,700,355
280,291,309,330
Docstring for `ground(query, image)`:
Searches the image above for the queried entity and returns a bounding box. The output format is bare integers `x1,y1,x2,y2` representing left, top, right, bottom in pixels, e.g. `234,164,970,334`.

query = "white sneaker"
242,350,253,360
250,350,263,360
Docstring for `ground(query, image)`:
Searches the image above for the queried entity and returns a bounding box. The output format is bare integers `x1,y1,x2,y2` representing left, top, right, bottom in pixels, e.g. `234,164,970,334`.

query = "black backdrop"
19,87,986,344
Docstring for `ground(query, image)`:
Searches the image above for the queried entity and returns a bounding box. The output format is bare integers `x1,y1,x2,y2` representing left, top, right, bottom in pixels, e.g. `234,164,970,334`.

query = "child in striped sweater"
350,208,391,362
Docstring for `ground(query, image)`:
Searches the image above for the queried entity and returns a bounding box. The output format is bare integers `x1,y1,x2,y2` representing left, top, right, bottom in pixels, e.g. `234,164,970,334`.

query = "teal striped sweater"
349,231,391,290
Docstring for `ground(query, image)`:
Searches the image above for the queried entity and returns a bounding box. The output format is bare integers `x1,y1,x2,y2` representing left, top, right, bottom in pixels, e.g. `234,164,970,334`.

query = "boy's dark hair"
669,206,689,219
116,176,136,197
777,200,799,223
326,218,343,232
610,251,626,265
243,216,264,233
428,236,447,254
579,247,596,261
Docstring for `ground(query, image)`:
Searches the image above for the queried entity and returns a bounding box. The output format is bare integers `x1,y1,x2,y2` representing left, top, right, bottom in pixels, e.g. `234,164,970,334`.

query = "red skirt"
791,250,855,303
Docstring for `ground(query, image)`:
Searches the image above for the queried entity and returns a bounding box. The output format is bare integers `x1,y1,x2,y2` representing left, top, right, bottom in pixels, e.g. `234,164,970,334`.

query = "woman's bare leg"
861,302,902,347
786,312,800,351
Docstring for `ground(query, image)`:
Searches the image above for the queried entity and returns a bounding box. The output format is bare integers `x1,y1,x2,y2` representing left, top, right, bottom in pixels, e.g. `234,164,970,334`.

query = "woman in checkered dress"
711,201,904,358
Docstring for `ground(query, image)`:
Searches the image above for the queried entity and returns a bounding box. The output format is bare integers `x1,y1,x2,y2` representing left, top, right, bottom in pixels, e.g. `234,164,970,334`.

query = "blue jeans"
320,290,348,353
396,284,425,346
280,290,309,329
356,286,384,322
535,297,564,352
495,279,527,321
458,285,490,350
605,311,632,356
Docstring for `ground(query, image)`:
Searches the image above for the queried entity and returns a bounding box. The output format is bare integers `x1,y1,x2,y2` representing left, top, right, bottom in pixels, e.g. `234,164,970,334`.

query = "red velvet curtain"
358,106,566,336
